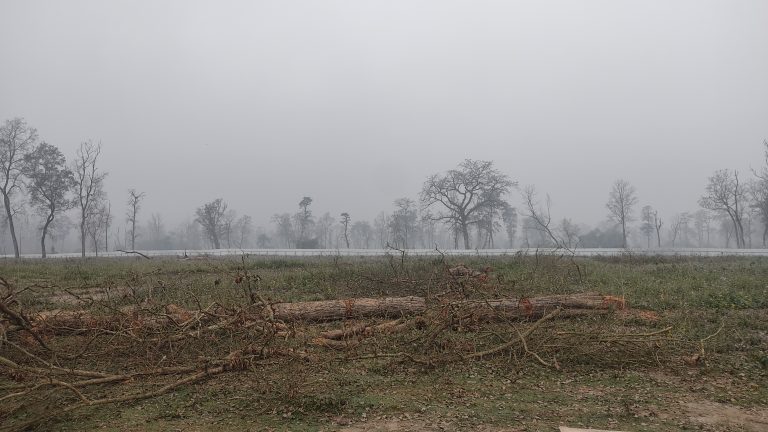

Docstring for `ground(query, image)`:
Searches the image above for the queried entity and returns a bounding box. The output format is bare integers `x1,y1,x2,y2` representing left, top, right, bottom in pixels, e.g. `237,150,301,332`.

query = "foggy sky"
1,0,767,230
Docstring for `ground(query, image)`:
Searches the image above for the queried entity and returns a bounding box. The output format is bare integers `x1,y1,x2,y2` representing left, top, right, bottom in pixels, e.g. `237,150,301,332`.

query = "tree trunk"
621,221,627,248
41,212,54,259
267,296,426,322
456,292,625,322
2,191,20,258
462,224,470,249
80,208,87,258
131,217,136,250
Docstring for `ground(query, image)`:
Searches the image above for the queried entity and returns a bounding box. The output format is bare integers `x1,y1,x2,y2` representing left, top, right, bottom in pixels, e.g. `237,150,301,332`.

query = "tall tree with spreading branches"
73,140,107,258
606,179,638,248
699,169,747,248
0,118,37,258
195,198,227,249
23,142,76,257
421,159,515,249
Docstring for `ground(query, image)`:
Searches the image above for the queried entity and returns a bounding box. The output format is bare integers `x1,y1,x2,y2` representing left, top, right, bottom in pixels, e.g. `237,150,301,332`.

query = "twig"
465,307,562,359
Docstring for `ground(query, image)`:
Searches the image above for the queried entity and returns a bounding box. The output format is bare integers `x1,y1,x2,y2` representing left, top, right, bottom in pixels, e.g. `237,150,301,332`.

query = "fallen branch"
116,249,152,260
465,307,562,359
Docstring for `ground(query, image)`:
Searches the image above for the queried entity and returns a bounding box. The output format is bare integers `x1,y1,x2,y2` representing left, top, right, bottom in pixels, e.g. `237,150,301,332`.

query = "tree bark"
454,292,625,322
268,296,426,322
2,191,20,258
41,212,54,258
461,224,470,249
80,209,87,258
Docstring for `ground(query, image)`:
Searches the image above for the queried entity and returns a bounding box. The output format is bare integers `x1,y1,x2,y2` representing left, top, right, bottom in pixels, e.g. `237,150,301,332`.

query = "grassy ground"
1,254,767,431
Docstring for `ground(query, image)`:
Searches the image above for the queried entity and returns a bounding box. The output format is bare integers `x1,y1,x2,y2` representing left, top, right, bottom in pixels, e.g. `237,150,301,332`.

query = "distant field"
1,255,767,431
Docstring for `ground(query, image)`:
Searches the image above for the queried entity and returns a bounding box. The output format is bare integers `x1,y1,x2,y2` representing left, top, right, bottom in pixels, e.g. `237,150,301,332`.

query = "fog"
1,1,767,253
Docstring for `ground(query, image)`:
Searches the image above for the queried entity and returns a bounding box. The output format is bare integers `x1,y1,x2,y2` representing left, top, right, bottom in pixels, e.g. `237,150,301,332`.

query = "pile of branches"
0,266,712,431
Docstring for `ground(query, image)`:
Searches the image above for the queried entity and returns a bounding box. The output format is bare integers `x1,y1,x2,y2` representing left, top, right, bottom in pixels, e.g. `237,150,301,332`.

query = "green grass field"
1,254,767,431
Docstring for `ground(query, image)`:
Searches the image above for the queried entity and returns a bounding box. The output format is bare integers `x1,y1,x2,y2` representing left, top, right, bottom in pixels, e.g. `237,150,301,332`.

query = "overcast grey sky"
1,0,766,229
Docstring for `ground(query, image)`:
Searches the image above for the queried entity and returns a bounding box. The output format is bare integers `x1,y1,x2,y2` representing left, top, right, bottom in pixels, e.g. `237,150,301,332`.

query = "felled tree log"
451,293,626,322
267,296,427,322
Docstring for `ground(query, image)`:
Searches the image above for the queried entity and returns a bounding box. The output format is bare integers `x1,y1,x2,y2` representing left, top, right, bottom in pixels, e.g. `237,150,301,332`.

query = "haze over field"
1,1,767,253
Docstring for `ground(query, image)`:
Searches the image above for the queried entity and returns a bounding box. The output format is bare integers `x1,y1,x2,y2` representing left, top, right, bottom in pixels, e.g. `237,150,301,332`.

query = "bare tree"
147,213,165,249
271,213,294,248
421,159,515,249
692,209,713,247
126,189,145,250
195,198,227,249
751,140,768,246
73,140,107,257
521,185,563,249
389,198,417,249
340,212,351,248
350,220,373,248
222,209,237,248
316,212,335,248
606,179,638,248
640,205,655,249
699,169,746,248
0,118,37,258
501,205,518,248
86,203,110,255
233,215,253,248
23,142,76,258
669,213,689,248
559,218,580,249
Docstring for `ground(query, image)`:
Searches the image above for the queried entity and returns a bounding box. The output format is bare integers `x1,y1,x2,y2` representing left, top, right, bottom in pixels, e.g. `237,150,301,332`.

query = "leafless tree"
699,169,747,248
147,213,165,249
606,179,638,248
350,220,373,248
316,212,335,248
421,159,515,249
195,198,227,249
340,212,351,248
389,198,417,249
559,218,580,249
23,142,76,258
73,140,107,257
692,209,713,247
222,209,237,248
86,203,110,255
233,214,253,248
669,213,689,248
501,205,518,248
126,189,145,250
271,213,294,248
521,185,564,249
751,140,768,246
0,118,37,258
373,212,391,248
640,205,655,249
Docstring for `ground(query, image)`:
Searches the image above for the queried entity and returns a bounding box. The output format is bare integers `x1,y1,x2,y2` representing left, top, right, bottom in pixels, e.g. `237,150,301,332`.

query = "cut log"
450,293,625,322
267,296,426,322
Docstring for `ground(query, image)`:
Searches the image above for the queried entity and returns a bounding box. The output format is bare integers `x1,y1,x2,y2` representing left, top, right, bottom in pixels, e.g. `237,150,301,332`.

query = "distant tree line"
2,116,767,256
